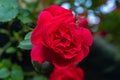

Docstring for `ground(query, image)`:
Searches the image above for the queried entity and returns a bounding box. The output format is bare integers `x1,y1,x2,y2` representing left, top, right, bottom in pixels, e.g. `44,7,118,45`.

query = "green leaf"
18,39,33,50
18,32,33,50
54,0,63,5
6,47,16,54
11,65,24,80
24,32,32,40
33,76,48,80
31,61,42,73
0,0,19,22
1,59,12,68
0,68,10,79
18,9,32,24
18,16,32,24
32,61,53,74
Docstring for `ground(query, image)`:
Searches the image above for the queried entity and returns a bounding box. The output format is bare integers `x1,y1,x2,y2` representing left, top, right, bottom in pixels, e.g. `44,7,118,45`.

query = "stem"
0,42,12,57
24,71,37,76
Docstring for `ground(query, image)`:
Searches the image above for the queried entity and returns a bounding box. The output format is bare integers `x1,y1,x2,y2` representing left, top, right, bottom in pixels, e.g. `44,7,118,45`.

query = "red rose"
31,5,93,68
49,66,84,80
78,16,88,27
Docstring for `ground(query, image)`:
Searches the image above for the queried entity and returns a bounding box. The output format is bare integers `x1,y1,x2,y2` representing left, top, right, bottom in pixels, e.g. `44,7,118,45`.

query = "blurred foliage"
18,32,33,50
0,59,23,80
99,10,120,48
0,0,120,80
0,0,19,22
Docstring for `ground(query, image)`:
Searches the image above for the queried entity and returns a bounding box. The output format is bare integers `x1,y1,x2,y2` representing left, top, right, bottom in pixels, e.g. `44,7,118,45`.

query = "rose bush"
49,66,84,80
31,5,93,68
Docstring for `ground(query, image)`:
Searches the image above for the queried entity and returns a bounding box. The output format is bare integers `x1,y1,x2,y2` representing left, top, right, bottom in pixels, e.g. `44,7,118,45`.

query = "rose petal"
31,45,46,64
46,5,72,16
78,16,88,27
31,11,52,45
31,44,75,67
74,46,89,63
49,66,84,80
51,52,77,68
80,27,93,46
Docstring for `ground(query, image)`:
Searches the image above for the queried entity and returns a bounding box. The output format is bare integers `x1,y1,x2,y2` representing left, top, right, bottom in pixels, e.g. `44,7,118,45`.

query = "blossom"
31,5,93,68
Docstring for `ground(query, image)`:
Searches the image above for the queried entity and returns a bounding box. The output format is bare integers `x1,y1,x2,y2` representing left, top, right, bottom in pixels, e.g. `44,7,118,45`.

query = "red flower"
49,66,84,80
78,16,88,27
31,5,93,68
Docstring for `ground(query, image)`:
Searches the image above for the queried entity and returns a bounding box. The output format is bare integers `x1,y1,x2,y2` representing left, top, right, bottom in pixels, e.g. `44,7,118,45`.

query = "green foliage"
18,32,33,50
99,10,120,47
18,9,32,24
24,32,32,40
91,0,106,9
32,61,53,74
11,65,24,80
0,0,19,22
33,76,48,80
0,59,24,80
0,68,10,79
18,39,33,50
6,47,16,54
54,0,63,5
1,59,12,68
